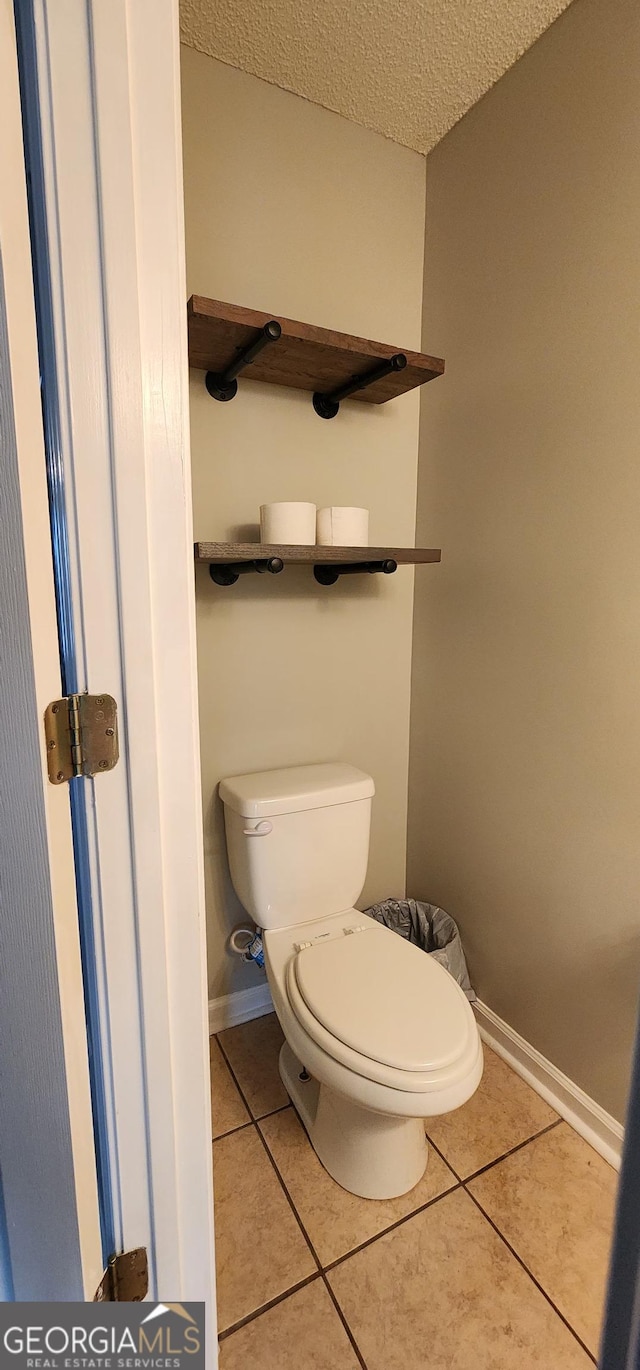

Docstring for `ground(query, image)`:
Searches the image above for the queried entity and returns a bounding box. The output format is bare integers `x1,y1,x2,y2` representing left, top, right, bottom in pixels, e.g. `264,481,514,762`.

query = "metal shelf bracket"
209,557,284,587
205,320,282,401
313,559,398,585
313,353,407,419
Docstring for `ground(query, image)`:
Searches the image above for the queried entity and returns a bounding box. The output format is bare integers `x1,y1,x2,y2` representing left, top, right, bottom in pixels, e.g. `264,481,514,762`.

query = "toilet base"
279,1041,428,1200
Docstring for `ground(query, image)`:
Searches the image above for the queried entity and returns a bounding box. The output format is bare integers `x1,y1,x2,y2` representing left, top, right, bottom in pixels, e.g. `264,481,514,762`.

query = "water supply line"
229,926,265,969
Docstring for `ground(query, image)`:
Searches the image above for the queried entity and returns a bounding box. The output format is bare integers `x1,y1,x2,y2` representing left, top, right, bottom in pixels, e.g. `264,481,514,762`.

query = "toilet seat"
285,922,476,1095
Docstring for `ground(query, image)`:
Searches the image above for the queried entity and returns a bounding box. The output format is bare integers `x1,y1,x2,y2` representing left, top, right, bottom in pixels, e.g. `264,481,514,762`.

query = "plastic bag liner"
363,898,476,1002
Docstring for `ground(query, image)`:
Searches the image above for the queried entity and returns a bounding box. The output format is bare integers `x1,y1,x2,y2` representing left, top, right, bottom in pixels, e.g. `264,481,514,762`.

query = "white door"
0,0,102,1300
3,0,216,1328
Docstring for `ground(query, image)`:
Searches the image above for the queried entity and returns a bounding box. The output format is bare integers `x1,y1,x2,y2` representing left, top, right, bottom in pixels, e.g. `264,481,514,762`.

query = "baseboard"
209,981,274,1035
475,1000,624,1170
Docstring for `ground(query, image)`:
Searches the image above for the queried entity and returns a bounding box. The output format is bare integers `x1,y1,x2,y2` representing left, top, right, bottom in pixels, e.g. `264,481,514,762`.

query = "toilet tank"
219,763,375,931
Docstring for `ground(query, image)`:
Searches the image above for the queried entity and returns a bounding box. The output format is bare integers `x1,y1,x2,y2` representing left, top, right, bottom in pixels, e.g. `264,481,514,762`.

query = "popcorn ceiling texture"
179,0,574,153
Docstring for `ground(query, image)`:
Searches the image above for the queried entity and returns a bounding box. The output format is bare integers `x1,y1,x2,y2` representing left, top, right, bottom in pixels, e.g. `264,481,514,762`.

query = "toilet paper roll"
316,507,370,547
260,502,317,545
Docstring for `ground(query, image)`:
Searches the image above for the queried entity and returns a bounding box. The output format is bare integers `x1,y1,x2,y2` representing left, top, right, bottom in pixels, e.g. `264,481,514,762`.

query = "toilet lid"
291,926,470,1073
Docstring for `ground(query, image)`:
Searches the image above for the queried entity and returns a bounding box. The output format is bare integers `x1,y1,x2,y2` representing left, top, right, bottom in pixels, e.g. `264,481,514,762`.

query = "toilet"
220,762,483,1200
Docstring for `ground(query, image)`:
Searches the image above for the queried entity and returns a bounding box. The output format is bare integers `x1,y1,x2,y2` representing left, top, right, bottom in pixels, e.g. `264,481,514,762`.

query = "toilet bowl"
220,762,483,1200
266,909,482,1198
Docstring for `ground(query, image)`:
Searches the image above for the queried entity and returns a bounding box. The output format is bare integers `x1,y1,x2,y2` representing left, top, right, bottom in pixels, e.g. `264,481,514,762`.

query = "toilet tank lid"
219,763,375,818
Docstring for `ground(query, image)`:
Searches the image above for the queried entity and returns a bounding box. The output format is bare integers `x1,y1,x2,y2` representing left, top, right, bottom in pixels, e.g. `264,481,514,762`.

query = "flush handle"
243,820,273,836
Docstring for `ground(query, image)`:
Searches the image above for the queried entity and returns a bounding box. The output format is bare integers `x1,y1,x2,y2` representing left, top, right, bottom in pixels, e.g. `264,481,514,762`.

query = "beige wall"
181,47,426,998
408,0,640,1121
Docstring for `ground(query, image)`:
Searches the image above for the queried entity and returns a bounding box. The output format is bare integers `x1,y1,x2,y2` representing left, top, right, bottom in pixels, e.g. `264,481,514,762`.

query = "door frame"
14,0,216,1319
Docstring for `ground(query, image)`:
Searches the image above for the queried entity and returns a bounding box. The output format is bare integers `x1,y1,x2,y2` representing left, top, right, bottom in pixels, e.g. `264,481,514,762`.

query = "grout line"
214,1040,337,1353
213,1118,254,1143
255,1102,292,1123
217,1273,321,1342
463,1187,597,1365
214,1044,364,1367
213,1036,256,1122
254,1117,323,1270
242,1110,372,1360
215,1037,324,1269
463,1118,563,1184
214,1101,291,1142
321,1274,368,1370
424,1131,463,1182
425,1115,564,1186
214,1046,368,1368
214,1033,290,1124
323,1180,461,1275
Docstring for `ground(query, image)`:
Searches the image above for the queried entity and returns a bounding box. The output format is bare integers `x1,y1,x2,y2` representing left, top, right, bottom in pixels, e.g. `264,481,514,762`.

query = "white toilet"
220,762,483,1200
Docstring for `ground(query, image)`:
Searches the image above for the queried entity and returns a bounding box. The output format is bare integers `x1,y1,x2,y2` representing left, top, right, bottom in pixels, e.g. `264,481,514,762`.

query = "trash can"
364,898,476,1001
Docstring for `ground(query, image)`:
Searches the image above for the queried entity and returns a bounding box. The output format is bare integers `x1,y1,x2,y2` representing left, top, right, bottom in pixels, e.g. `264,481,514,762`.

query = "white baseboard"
475,1000,624,1170
209,981,274,1035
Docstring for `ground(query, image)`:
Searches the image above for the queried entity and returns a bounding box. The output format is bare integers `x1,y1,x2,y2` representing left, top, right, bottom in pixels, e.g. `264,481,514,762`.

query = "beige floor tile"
210,1037,250,1139
469,1121,617,1355
260,1106,457,1267
213,1126,316,1331
328,1187,591,1370
425,1045,558,1177
218,1278,362,1370
218,1012,288,1118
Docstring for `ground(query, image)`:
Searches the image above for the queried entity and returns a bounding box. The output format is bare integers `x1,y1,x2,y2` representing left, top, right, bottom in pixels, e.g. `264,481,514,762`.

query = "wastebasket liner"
363,898,476,1002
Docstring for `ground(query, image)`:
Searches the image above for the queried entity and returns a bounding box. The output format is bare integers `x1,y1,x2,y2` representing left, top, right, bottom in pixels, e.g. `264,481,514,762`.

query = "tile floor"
211,1014,618,1369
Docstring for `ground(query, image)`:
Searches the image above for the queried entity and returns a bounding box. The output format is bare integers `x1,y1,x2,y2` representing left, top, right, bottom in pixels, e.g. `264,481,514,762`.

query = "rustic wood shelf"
195,543,441,586
187,296,444,411
195,543,441,565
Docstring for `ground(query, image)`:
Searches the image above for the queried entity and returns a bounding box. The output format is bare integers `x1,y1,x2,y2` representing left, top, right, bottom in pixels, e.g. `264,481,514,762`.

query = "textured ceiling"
179,0,574,154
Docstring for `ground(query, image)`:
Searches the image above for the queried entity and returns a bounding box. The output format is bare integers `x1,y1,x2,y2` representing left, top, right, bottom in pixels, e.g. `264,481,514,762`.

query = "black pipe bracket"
313,353,407,419
209,557,284,587
313,559,398,586
205,320,282,402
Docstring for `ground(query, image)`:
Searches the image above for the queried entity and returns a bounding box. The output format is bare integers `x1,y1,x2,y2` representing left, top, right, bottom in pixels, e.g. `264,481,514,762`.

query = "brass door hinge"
94,1247,148,1302
44,693,119,784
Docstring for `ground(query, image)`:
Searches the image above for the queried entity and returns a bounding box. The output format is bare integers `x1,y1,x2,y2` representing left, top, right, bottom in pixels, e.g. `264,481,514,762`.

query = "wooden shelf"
195,543,441,565
187,296,444,407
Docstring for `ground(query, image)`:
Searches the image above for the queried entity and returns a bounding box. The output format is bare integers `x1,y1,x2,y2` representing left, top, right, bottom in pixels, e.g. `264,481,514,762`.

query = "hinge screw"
98,760,109,769
48,739,56,750
52,704,59,714
105,727,114,737
56,771,64,782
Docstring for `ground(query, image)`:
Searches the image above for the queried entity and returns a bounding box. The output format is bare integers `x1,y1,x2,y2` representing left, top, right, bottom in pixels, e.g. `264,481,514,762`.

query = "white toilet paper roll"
316,507,370,546
260,502,317,545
